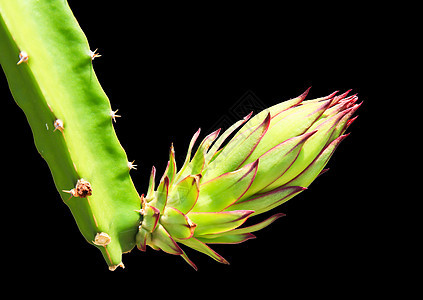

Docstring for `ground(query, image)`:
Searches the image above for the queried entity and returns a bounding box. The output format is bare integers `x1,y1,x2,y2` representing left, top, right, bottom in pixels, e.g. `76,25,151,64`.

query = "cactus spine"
0,0,140,269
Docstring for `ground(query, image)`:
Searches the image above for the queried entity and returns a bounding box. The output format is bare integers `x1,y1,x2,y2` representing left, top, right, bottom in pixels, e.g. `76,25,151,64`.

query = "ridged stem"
0,0,141,268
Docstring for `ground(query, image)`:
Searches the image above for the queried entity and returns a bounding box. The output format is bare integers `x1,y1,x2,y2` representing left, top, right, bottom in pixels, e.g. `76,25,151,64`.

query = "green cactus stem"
0,0,140,269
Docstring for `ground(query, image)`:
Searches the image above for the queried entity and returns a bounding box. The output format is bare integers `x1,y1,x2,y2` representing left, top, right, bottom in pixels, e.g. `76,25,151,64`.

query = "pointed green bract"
167,175,199,214
241,131,316,198
196,213,285,243
263,108,352,191
205,112,252,163
135,227,149,251
161,206,195,239
182,129,220,177
151,177,169,213
175,128,201,183
234,87,310,139
249,100,331,162
203,114,270,180
163,145,177,185
150,224,183,255
141,204,160,232
282,134,349,189
188,210,254,235
192,161,258,212
178,238,229,264
196,232,255,244
228,186,306,215
228,213,286,234
146,166,157,200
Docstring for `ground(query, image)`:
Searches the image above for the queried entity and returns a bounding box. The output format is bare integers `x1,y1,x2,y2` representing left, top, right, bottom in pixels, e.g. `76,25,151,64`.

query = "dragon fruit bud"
136,88,360,269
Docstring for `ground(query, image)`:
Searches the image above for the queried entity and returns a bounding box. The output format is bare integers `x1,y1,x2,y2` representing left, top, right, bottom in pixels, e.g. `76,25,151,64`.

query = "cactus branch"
0,0,141,269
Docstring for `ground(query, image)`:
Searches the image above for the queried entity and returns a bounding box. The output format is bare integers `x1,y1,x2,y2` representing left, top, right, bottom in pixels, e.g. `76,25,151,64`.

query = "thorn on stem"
53,119,64,132
17,51,29,65
127,160,137,170
90,48,102,60
110,109,121,123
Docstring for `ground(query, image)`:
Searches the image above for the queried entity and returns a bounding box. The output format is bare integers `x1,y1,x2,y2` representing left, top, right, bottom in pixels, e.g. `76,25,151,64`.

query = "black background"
1,1,389,296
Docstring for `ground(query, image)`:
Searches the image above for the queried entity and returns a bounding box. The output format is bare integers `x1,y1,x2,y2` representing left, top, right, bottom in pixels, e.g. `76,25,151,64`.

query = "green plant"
0,1,360,270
